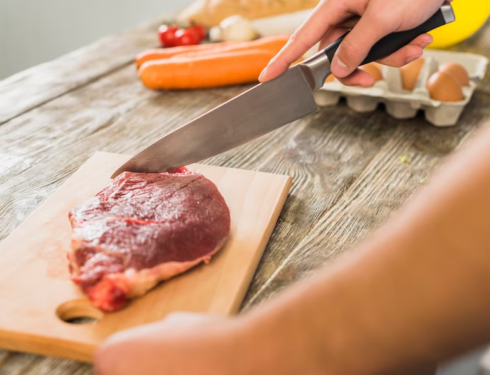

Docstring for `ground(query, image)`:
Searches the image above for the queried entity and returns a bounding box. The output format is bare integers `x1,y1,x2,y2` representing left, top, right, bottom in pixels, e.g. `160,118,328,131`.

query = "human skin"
94,0,490,374
260,0,450,87
95,121,490,375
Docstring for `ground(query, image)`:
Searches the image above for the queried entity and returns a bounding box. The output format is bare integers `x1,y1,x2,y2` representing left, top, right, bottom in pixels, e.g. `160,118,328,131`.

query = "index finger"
259,0,345,82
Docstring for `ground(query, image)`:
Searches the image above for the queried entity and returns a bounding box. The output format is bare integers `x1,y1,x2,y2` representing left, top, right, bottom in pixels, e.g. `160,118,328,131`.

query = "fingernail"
420,35,433,48
406,54,422,64
361,78,375,88
332,54,350,78
259,68,268,82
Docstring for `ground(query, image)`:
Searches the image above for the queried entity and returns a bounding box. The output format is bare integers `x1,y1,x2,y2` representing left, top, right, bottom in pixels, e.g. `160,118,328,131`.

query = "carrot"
135,43,232,68
175,51,304,63
139,48,277,90
135,35,289,68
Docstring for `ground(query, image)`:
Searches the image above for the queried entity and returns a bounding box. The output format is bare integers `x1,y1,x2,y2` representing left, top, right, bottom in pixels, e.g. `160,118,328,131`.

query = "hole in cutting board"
56,299,104,324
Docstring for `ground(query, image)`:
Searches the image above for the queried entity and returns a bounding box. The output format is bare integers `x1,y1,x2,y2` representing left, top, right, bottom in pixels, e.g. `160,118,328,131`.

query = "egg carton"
314,50,488,126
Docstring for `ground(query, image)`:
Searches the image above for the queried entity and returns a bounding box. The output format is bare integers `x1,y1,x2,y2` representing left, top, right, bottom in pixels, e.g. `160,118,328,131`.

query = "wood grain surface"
0,152,291,362
0,21,159,125
0,15,489,374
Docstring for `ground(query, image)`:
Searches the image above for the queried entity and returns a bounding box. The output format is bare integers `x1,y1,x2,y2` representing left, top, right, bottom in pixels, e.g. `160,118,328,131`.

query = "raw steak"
67,168,230,312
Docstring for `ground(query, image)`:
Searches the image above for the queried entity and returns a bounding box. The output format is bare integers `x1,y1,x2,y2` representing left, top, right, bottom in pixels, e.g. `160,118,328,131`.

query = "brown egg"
400,58,425,91
427,71,464,102
325,74,335,83
360,63,383,82
440,62,470,86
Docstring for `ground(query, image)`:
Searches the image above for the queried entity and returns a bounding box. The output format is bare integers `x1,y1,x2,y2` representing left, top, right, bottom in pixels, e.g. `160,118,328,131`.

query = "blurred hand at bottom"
95,312,242,375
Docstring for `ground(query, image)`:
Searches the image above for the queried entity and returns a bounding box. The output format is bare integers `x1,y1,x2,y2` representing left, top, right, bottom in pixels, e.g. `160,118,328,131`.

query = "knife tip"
110,168,124,179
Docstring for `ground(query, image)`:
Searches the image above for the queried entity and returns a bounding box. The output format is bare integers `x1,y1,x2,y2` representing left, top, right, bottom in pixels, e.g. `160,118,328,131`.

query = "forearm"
243,123,490,374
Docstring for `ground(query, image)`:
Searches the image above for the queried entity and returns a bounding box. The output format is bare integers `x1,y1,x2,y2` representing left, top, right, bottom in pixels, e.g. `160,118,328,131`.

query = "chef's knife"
112,3,455,178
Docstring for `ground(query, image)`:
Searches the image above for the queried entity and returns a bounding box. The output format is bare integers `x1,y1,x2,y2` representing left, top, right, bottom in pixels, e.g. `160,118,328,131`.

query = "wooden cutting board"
0,152,292,362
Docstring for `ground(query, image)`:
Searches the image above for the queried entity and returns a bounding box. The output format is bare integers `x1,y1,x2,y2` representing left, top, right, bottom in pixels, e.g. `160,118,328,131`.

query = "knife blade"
113,65,319,177
112,3,455,178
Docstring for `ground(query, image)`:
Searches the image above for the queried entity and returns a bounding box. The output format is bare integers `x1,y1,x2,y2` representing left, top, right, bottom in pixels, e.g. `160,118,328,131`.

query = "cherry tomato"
174,28,200,46
189,25,206,41
158,24,179,47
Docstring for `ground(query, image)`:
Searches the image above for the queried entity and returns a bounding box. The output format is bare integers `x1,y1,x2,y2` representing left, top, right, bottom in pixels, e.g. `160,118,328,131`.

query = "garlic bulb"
210,15,259,42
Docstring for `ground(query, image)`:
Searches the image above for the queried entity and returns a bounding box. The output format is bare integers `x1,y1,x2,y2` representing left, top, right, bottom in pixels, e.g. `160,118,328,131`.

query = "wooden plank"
0,152,292,362
0,20,158,124
0,351,10,369
244,111,489,308
0,352,91,375
0,65,303,243
238,106,400,304
0,65,305,372
0,16,489,375
243,21,490,308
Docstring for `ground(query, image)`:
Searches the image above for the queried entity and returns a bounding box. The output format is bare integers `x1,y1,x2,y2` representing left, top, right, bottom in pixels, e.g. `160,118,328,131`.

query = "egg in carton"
314,50,488,127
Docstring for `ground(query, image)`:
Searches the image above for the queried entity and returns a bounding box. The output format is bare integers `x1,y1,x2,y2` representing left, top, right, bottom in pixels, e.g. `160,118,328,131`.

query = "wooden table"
1,17,490,374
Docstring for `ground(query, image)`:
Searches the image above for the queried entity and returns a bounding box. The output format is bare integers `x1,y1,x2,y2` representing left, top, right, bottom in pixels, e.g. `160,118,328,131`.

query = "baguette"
177,0,320,28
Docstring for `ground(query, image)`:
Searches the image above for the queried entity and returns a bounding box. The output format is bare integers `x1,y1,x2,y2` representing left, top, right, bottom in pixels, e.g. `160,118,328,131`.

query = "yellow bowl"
428,0,490,49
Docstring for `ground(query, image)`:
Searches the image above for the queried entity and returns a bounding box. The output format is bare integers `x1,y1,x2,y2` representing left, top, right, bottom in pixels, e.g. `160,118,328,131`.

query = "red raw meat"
67,168,230,312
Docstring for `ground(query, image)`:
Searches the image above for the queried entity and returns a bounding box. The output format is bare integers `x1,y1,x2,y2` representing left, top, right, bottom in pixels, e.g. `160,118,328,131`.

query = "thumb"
331,12,395,78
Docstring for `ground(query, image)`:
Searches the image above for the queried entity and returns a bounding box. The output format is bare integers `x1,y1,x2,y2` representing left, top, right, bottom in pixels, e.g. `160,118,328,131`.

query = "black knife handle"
324,5,453,66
